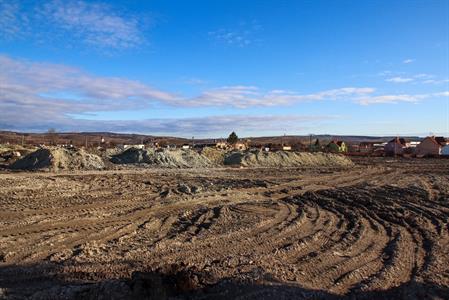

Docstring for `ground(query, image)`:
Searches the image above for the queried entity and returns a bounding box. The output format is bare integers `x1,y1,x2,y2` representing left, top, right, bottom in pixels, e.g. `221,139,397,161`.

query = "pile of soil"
111,148,213,168
0,144,37,164
11,147,105,171
200,147,226,165
224,150,353,168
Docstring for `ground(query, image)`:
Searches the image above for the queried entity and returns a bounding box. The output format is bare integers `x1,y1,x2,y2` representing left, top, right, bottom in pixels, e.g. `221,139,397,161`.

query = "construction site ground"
0,157,448,299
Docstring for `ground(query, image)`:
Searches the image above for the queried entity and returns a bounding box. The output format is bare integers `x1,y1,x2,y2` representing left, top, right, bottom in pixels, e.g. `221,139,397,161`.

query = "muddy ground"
0,158,448,299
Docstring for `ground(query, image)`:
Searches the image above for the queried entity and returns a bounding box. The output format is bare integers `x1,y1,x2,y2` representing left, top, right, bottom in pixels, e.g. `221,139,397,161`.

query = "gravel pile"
224,150,354,168
200,147,226,165
111,148,213,168
11,147,105,171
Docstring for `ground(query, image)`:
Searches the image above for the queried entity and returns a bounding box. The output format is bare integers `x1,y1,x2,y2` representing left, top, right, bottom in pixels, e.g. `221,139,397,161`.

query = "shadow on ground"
0,262,448,300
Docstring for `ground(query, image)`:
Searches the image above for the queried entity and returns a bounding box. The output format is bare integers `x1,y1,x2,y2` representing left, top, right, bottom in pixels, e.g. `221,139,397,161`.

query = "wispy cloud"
38,0,146,49
383,73,444,84
68,115,327,136
403,58,415,64
186,86,375,108
2,55,447,134
0,55,179,124
422,79,449,84
0,0,29,39
413,73,433,79
183,77,209,85
1,54,377,110
435,91,449,97
357,92,448,105
386,76,414,83
208,20,262,47
0,0,148,50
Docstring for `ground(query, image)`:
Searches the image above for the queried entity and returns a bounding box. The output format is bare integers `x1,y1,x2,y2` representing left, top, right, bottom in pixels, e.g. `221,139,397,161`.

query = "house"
233,142,247,151
215,142,228,150
384,138,408,156
359,142,383,153
282,145,292,151
348,144,360,153
415,136,447,157
326,141,348,153
181,144,190,149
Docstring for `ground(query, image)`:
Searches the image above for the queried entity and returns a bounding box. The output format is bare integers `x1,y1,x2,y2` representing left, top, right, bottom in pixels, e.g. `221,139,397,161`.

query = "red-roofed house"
384,137,408,156
415,136,447,157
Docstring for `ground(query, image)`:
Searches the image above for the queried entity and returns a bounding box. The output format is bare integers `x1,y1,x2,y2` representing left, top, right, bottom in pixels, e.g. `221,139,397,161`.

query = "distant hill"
0,131,423,147
242,135,422,146
0,131,189,147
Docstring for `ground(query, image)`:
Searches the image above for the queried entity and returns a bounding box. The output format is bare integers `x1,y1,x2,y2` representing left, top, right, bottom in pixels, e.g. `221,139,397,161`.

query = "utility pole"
85,136,88,148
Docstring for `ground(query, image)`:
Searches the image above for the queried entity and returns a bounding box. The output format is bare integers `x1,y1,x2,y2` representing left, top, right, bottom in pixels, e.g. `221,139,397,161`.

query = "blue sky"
0,0,448,137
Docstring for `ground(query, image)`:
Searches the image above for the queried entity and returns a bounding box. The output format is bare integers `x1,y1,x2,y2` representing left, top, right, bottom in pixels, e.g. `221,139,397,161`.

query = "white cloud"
104,115,326,136
357,92,448,105
434,91,449,97
403,58,415,64
0,55,179,124
209,20,262,47
0,0,29,39
413,73,433,79
0,113,330,137
381,72,448,85
2,54,446,134
183,77,209,85
0,55,377,113
39,0,146,49
357,94,426,105
208,29,252,46
0,0,147,50
386,77,414,83
186,86,375,108
422,79,449,84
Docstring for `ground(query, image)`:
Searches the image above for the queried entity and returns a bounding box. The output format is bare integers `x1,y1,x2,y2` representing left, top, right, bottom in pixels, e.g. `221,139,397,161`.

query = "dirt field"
0,158,448,299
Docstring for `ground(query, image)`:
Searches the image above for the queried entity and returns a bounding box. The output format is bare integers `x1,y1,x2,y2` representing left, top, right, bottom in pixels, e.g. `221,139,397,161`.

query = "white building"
408,141,420,148
442,144,449,156
119,144,145,151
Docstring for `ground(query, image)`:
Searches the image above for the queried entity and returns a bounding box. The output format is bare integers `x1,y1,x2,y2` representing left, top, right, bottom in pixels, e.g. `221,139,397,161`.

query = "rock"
191,185,202,193
177,184,191,194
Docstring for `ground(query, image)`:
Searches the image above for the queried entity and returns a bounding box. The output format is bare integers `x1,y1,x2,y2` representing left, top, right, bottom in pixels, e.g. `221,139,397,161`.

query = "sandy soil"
0,158,448,299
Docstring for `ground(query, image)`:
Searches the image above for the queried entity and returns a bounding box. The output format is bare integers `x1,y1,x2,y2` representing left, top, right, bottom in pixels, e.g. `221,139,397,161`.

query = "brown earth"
0,158,448,299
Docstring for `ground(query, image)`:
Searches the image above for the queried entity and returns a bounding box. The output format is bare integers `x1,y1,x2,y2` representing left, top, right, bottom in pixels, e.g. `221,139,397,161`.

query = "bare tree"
47,128,57,145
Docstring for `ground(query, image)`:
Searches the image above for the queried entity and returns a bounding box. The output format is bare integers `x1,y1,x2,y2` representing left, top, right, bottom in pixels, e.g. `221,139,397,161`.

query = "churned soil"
0,158,448,299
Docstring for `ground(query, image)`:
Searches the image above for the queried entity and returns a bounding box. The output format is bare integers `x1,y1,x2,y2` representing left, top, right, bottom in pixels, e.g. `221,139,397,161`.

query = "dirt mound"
111,148,213,168
224,150,353,168
0,144,37,164
200,147,226,165
11,147,105,171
